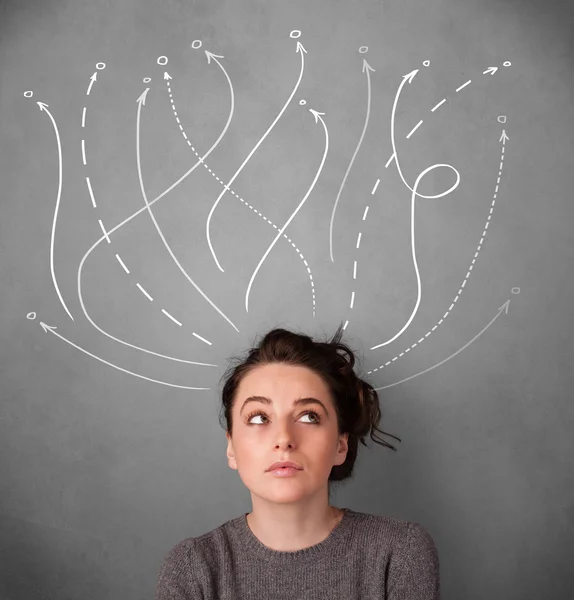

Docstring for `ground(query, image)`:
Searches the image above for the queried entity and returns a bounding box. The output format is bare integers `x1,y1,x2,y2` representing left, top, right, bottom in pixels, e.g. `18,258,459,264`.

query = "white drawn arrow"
329,58,376,264
390,69,460,199
39,321,215,389
135,89,239,331
77,59,240,359
370,70,461,348
372,64,507,351
86,72,97,95
245,109,329,312
371,161,458,350
205,50,225,64
205,40,308,273
37,101,74,322
376,299,511,389
371,127,511,360
165,66,319,317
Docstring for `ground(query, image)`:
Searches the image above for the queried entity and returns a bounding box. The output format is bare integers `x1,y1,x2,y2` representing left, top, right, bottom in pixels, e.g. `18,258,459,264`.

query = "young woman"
155,324,440,599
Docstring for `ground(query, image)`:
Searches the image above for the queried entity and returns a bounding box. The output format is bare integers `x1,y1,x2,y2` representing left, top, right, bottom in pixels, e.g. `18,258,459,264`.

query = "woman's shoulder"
344,508,440,596
345,507,438,551
160,513,245,560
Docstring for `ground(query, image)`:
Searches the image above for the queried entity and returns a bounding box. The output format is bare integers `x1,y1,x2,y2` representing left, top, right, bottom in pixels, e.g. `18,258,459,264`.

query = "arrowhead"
36,101,49,111
309,108,326,123
90,72,97,82
498,299,511,314
163,71,172,80
40,322,57,333
204,50,224,64
499,130,509,143
362,58,375,74
137,88,149,105
296,41,307,54
483,67,498,75
402,69,418,84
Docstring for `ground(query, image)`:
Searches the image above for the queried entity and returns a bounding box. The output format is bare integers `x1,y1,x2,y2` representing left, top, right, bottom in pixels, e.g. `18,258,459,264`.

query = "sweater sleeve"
388,522,441,600
154,541,203,600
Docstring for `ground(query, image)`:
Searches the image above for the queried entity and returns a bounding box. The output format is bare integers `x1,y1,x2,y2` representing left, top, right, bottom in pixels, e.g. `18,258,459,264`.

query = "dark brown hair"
219,322,401,493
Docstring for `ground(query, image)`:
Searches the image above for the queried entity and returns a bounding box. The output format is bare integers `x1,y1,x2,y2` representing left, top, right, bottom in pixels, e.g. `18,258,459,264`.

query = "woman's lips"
268,467,301,477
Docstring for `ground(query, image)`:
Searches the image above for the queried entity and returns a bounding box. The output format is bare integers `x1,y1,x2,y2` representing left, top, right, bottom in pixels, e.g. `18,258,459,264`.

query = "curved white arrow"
368,69,460,349
37,102,74,322
329,58,375,264
373,127,510,360
375,299,511,389
77,75,238,361
136,88,241,335
245,108,329,312
165,67,321,317
206,41,308,273
390,70,460,200
370,162,460,350
86,72,97,95
40,321,215,389
375,66,507,350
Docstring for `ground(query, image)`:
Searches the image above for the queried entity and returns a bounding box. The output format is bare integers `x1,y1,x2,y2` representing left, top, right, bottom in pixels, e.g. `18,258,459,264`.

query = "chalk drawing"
23,34,515,391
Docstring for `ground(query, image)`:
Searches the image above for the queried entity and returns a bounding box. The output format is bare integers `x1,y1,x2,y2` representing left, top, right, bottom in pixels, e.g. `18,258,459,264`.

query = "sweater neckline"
233,507,354,564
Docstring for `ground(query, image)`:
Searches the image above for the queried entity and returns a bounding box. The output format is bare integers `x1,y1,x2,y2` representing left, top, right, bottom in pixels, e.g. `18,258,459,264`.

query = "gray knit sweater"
154,507,440,599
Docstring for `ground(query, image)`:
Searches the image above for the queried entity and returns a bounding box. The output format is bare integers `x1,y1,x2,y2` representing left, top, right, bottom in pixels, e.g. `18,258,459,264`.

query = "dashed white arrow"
376,299,511,389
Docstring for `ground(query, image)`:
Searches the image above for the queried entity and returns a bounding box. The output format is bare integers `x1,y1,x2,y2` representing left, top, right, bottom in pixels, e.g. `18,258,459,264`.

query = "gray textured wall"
1,0,573,598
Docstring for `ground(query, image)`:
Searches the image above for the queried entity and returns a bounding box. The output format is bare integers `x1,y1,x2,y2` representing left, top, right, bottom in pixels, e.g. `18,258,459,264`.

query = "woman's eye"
248,412,319,424
302,412,319,423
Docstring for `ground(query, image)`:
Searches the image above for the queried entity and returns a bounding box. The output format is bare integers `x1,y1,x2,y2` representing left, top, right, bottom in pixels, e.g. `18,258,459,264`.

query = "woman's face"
226,363,348,505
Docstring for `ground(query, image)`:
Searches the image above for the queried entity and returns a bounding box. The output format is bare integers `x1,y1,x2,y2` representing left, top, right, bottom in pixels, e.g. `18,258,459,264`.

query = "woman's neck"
246,505,345,551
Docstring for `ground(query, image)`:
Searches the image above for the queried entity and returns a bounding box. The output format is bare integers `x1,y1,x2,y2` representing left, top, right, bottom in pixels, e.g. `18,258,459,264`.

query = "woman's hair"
219,322,401,495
